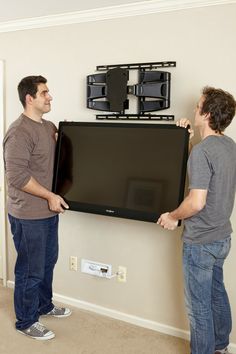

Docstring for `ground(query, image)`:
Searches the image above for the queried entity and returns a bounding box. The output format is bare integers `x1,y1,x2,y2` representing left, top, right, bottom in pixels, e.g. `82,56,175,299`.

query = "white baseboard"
54,291,190,340
7,280,236,353
7,279,189,339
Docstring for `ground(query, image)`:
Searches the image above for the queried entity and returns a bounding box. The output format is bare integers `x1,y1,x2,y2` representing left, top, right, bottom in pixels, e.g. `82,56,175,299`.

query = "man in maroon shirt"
4,76,71,340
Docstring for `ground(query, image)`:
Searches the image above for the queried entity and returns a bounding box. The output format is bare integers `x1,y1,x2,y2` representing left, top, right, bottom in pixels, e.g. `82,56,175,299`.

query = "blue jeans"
183,237,232,354
8,214,59,330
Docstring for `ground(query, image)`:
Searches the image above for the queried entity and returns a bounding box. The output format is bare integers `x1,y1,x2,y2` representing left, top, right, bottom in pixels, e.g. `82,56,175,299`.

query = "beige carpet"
0,285,189,354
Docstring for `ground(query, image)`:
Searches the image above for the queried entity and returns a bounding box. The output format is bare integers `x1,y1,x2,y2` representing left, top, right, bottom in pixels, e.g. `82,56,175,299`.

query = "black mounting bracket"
96,114,174,121
87,61,176,120
96,61,176,71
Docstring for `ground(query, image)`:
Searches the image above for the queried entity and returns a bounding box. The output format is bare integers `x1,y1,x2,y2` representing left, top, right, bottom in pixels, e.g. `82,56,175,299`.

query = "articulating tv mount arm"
87,61,176,121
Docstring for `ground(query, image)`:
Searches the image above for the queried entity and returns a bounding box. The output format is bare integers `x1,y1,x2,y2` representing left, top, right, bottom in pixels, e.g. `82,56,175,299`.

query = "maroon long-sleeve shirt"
3,114,57,219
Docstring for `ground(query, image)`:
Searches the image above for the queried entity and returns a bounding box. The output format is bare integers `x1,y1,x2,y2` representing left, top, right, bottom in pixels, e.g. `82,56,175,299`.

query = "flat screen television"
52,122,189,223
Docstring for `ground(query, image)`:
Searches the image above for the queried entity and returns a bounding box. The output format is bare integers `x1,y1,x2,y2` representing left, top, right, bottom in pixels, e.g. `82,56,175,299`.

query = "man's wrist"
45,191,54,201
169,211,178,222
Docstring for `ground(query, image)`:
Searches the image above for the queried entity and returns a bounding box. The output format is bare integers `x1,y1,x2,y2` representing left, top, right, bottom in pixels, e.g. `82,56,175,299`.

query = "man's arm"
22,177,69,213
4,132,68,214
157,189,207,230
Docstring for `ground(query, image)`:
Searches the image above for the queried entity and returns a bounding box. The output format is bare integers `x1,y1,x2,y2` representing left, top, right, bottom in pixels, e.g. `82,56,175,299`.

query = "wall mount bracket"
87,61,176,120
96,61,176,71
96,114,174,121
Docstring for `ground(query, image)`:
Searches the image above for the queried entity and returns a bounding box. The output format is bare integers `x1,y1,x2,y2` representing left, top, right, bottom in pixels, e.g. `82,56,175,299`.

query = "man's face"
194,95,205,127
31,83,52,114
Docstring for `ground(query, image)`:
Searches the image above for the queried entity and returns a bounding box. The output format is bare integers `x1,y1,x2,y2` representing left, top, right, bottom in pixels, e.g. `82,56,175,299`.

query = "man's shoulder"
190,135,236,166
223,135,236,147
4,115,23,139
201,135,236,155
193,135,234,152
6,115,23,130
4,115,35,145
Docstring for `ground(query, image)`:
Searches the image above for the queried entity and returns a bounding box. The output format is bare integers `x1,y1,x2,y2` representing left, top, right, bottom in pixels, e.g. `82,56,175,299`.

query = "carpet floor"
0,285,189,354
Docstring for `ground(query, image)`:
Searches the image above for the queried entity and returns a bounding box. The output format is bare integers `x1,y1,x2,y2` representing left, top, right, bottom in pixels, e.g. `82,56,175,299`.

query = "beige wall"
1,2,236,343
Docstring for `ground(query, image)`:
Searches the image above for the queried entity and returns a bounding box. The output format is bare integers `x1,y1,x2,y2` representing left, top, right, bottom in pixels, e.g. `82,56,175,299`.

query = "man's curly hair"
200,87,236,134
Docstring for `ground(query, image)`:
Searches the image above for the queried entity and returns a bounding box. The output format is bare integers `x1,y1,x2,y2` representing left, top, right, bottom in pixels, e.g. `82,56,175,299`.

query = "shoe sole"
41,311,72,318
17,329,55,340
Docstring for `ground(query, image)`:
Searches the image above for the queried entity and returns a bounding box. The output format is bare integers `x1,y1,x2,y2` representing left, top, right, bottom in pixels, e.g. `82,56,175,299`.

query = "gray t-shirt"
183,135,236,244
3,114,57,219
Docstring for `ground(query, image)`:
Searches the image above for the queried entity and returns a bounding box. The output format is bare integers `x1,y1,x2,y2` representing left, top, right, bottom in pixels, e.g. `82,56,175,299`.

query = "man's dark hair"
201,86,236,133
17,75,47,108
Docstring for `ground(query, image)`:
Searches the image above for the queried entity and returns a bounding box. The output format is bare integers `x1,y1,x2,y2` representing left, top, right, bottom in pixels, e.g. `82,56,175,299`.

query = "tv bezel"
52,122,189,223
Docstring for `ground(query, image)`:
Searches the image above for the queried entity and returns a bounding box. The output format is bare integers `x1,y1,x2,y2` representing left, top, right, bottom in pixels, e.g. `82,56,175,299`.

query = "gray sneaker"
17,321,55,340
44,306,72,318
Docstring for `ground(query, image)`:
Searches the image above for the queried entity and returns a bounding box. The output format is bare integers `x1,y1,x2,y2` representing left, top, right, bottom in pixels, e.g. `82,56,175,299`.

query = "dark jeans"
183,237,232,354
8,214,59,330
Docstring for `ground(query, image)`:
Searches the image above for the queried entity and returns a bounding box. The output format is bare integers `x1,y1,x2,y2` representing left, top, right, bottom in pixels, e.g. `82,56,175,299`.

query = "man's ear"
203,112,210,121
25,94,33,106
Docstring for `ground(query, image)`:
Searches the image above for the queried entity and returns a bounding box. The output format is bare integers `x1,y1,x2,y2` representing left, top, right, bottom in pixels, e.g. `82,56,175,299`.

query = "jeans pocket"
206,236,231,254
190,244,216,271
222,237,231,258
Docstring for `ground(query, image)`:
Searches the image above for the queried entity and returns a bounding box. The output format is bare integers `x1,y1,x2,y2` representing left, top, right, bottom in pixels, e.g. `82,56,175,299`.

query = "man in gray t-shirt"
158,87,236,354
183,134,236,244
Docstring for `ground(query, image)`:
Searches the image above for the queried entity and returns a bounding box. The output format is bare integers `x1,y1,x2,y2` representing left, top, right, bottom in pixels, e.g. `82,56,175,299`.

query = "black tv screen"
53,122,189,223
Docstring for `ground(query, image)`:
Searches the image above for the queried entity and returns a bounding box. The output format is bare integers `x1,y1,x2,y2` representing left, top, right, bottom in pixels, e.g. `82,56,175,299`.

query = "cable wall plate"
81,259,112,278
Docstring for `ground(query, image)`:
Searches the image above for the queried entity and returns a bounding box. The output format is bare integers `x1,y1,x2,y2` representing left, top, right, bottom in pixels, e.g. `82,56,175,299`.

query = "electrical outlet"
117,266,127,282
70,256,77,271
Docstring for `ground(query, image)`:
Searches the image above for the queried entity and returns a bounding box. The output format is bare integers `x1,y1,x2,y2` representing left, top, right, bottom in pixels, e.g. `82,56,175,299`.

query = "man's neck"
23,109,43,123
200,125,222,140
